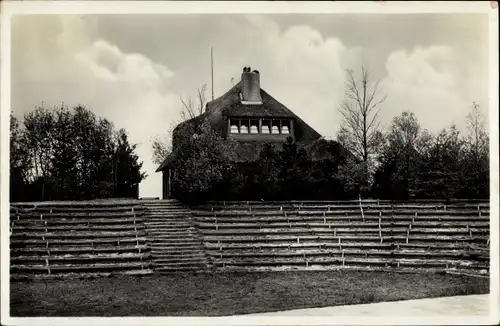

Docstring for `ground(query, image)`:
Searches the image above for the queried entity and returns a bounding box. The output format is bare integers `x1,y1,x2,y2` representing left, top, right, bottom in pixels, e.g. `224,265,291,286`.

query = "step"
146,210,190,214
153,252,205,258
149,236,199,242
211,257,488,269
201,234,488,244
153,261,207,268
205,249,487,261
11,261,150,273
11,225,146,233
153,256,207,263
155,266,207,272
147,232,197,237
11,232,147,240
146,217,192,222
149,243,202,249
148,238,201,245
147,227,195,232
11,245,149,255
145,221,193,226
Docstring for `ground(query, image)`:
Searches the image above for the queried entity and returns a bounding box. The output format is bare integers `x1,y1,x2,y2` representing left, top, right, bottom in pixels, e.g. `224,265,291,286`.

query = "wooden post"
359,194,365,222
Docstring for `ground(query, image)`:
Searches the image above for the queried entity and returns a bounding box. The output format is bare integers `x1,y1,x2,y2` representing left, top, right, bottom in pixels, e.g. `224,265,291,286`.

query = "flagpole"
211,47,214,100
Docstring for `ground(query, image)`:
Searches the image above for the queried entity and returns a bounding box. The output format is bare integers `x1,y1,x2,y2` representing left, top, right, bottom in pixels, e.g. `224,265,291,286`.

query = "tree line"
10,105,146,202
153,67,489,203
336,66,489,200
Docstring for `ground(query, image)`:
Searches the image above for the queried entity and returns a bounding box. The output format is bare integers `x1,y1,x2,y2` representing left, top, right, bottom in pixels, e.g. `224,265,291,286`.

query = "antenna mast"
210,47,214,100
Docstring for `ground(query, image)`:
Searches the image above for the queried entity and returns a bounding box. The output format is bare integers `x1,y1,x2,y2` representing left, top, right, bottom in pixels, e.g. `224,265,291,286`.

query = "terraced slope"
192,200,490,274
9,201,152,279
143,200,209,272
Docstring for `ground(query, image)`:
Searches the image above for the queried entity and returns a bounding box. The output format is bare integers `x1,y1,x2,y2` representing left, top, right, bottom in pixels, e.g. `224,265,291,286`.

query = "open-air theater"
10,68,490,280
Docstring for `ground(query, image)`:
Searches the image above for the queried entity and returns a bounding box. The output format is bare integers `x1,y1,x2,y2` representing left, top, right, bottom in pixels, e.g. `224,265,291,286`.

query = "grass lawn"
10,270,489,317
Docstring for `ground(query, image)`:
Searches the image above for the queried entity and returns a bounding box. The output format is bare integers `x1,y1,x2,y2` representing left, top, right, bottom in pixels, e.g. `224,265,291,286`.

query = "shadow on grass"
10,270,489,317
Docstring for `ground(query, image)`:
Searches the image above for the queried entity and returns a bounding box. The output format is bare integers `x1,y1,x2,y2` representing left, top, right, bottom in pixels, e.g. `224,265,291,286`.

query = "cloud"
11,14,488,198
12,15,180,197
380,46,475,133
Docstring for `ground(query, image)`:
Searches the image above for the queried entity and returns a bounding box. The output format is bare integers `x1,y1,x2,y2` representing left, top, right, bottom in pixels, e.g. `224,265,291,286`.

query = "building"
156,67,336,199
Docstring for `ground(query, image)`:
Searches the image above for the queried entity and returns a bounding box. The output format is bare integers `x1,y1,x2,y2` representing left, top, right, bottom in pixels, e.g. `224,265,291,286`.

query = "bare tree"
152,84,208,165
180,84,207,121
463,101,489,197
152,121,176,165
466,101,489,162
337,66,387,163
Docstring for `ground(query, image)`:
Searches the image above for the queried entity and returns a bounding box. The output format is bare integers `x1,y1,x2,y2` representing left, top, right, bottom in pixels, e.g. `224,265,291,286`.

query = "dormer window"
229,118,293,137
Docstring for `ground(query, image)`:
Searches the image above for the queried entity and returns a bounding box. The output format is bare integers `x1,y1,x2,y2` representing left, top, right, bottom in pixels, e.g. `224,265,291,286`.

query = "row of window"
229,118,292,135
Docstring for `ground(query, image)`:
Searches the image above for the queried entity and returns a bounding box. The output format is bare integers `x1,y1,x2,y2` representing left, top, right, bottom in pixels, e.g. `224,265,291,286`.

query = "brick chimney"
241,67,262,103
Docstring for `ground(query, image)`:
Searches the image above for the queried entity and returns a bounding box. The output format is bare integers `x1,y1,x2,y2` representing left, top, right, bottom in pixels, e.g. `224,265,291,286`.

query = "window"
271,120,280,134
240,120,250,134
250,120,259,134
281,120,291,135
262,119,271,134
230,121,239,134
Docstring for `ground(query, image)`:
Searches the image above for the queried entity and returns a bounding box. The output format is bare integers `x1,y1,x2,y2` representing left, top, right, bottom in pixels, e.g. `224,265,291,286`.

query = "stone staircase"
143,200,209,273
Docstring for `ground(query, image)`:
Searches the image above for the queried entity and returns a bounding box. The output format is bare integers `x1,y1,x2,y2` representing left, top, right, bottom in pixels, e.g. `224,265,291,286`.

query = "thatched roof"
157,80,325,172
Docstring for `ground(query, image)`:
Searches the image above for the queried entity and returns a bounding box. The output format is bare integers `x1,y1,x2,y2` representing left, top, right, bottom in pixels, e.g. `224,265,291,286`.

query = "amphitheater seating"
192,200,490,274
10,198,490,278
9,201,152,279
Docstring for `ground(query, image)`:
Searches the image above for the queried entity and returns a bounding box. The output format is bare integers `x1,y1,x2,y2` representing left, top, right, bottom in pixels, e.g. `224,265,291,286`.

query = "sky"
10,12,490,198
